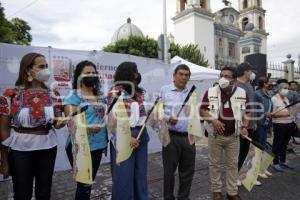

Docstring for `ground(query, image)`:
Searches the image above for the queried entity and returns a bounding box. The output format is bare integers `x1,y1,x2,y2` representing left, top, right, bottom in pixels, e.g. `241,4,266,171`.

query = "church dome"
111,18,144,43
245,23,255,31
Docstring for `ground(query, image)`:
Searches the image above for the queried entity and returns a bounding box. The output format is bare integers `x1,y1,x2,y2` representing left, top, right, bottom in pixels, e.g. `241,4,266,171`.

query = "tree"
0,3,14,43
170,43,209,67
10,18,32,45
0,2,32,45
103,36,158,58
103,35,209,67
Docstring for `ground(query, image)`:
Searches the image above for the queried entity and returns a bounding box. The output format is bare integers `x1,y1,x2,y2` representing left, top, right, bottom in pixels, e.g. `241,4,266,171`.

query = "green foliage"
103,36,158,58
175,44,209,67
103,35,209,67
0,3,32,45
10,18,32,45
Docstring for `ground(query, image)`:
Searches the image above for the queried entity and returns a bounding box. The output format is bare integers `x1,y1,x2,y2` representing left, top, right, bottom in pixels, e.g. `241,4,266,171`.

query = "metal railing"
266,62,300,79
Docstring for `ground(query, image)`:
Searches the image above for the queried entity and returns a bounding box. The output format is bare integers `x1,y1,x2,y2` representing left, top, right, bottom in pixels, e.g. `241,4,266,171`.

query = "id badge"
224,102,230,108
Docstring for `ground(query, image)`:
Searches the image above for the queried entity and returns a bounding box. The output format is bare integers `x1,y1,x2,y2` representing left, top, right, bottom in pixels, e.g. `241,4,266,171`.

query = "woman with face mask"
0,52,65,200
270,79,295,172
107,62,149,200
63,60,107,200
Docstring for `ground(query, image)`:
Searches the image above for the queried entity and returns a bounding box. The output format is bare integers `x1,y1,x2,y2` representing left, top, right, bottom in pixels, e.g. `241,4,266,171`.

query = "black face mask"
135,72,141,85
82,76,99,87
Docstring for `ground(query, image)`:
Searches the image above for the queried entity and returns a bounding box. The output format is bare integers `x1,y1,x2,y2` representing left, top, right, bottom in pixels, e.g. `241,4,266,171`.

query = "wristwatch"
241,126,248,129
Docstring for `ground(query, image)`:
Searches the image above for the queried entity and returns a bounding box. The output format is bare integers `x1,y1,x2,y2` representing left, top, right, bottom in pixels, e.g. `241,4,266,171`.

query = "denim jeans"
110,127,149,200
256,126,269,147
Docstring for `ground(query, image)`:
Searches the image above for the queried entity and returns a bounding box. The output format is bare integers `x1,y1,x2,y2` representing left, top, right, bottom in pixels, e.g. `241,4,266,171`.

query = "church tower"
238,0,269,62
172,0,215,68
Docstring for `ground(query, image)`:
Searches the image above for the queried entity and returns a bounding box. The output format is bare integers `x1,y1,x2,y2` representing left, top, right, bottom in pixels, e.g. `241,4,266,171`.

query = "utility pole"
163,0,168,63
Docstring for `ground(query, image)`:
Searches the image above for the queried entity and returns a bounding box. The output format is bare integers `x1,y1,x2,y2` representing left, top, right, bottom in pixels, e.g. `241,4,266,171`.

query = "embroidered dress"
0,88,60,151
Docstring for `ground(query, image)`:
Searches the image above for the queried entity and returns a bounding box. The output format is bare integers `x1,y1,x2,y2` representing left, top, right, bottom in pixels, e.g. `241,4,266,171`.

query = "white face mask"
218,77,230,89
250,72,256,81
280,89,289,96
35,68,51,82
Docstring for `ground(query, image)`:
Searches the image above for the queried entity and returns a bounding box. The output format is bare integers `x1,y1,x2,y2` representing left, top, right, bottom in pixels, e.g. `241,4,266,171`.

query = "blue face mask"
280,89,289,96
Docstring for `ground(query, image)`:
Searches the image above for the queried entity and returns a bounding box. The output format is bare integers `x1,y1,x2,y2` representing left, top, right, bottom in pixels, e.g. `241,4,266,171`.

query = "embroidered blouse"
107,85,148,144
0,88,62,151
107,85,147,127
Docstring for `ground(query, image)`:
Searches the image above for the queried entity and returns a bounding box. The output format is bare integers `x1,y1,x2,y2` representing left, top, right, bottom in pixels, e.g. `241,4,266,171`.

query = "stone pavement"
1,144,300,200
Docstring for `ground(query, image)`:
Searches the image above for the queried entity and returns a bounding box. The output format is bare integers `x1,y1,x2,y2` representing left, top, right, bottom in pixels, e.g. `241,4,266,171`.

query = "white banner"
0,43,176,172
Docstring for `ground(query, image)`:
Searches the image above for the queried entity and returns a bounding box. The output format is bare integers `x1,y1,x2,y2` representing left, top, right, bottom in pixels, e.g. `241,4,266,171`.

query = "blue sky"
2,0,300,64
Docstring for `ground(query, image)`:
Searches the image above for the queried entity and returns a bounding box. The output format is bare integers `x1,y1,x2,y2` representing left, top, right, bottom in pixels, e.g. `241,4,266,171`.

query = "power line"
8,0,40,18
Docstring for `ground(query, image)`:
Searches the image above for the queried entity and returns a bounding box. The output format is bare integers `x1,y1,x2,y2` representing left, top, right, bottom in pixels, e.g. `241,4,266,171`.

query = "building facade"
172,0,268,69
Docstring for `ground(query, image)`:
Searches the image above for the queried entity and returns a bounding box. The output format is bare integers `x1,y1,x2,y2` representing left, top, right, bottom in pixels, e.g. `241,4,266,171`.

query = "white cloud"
2,0,300,64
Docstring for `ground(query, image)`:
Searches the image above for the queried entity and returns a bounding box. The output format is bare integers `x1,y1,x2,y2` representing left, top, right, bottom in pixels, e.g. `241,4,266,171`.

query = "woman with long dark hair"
63,60,107,200
0,52,65,200
108,61,149,200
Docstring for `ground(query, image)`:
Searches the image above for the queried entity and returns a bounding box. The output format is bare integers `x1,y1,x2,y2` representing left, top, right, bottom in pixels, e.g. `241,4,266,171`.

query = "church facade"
172,0,268,69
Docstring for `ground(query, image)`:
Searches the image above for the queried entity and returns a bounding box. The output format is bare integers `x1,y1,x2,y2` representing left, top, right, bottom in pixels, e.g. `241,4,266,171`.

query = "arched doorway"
243,0,248,9
242,17,249,31
200,0,208,9
259,16,264,30
180,0,187,12
257,0,261,7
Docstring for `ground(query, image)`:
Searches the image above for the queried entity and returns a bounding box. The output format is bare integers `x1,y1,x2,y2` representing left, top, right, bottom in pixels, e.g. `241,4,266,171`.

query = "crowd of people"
0,52,299,200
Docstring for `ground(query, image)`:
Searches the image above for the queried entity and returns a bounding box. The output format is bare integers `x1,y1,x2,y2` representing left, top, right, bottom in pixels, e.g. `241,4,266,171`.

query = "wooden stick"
272,100,300,115
136,97,160,140
176,85,196,117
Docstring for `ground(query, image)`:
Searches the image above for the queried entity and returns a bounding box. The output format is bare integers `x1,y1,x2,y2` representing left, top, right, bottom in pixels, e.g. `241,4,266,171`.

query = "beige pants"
208,133,240,196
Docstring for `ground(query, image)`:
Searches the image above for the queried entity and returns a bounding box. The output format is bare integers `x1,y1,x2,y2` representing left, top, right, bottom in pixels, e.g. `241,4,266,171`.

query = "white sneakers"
259,173,268,178
259,170,273,179
237,179,242,186
264,170,273,177
255,180,262,186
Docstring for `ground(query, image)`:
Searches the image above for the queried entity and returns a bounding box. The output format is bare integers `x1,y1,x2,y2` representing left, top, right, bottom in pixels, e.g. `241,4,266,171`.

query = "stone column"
176,0,180,13
283,54,295,81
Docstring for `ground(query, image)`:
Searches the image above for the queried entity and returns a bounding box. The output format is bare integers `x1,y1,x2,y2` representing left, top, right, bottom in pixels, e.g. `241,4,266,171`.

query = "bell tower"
238,0,266,32
238,0,268,61
173,0,215,67
176,0,211,13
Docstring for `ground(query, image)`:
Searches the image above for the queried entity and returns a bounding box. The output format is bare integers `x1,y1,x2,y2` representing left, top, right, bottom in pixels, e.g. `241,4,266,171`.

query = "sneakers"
286,148,296,154
280,162,295,170
259,173,268,179
273,164,284,172
264,170,273,177
254,180,262,186
292,138,300,145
